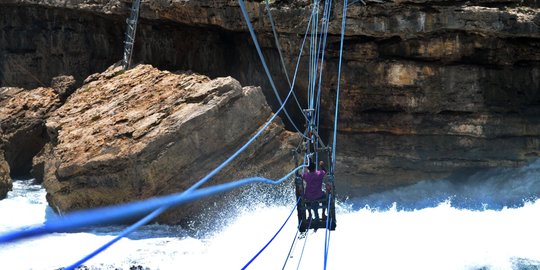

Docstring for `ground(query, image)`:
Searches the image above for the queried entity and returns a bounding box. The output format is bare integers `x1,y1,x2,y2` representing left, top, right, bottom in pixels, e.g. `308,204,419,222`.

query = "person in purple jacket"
302,160,327,221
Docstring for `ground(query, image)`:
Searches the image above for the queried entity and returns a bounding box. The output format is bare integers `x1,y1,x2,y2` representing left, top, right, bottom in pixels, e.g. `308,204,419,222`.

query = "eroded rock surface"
39,64,299,224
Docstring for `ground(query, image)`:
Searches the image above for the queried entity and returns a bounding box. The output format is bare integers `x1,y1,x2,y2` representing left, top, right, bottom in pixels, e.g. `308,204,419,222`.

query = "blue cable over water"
324,216,334,269
331,0,348,174
0,166,305,244
64,206,168,270
241,196,302,269
324,193,332,269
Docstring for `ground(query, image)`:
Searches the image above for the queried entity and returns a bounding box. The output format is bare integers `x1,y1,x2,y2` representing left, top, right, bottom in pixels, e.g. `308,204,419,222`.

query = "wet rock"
39,64,299,224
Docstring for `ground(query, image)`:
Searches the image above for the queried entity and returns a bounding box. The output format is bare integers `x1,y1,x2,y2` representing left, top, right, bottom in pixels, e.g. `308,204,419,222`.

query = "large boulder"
39,64,299,225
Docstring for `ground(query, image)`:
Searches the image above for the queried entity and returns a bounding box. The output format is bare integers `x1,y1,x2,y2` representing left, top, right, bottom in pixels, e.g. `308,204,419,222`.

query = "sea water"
1,160,540,270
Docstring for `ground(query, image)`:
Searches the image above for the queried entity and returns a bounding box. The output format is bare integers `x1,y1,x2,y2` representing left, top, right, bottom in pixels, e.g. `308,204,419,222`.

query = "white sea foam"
1,160,540,270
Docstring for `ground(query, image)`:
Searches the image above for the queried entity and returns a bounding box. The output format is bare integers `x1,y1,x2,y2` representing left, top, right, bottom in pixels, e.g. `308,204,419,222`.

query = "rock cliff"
1,0,539,198
37,64,299,224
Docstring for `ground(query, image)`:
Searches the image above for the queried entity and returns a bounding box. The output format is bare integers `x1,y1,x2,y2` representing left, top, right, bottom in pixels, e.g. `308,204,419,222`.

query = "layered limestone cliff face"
1,0,539,197
36,64,299,224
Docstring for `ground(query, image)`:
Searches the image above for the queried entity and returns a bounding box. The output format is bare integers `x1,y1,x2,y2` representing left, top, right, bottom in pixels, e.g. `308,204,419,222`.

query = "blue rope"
64,206,167,270
324,216,333,269
282,219,302,270
323,193,332,269
313,0,321,113
308,0,319,112
168,0,316,199
312,0,321,112
313,0,329,101
0,166,305,244
241,196,301,269
265,0,291,88
305,0,322,165
268,11,306,121
311,0,324,114
331,0,348,174
315,0,332,138
185,61,301,193
264,0,306,120
314,0,333,168
266,0,306,118
238,0,306,137
312,0,329,167
308,0,314,110
291,3,316,127
235,4,315,256
307,1,313,111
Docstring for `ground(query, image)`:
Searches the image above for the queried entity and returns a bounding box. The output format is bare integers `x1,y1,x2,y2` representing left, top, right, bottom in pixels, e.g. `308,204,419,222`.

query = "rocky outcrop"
0,85,62,197
1,0,539,197
38,64,299,224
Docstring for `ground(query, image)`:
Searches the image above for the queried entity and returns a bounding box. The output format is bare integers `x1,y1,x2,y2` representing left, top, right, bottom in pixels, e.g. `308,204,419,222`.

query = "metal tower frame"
122,0,141,70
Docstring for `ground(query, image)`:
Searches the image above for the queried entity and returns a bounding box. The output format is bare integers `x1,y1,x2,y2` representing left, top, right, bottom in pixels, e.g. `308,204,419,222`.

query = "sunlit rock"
37,64,299,224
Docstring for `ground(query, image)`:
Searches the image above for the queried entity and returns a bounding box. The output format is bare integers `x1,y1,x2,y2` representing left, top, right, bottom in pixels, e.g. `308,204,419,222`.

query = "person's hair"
308,160,316,172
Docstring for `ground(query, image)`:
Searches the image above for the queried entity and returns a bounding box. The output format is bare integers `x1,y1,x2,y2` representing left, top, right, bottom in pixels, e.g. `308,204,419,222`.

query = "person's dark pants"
307,193,327,220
